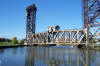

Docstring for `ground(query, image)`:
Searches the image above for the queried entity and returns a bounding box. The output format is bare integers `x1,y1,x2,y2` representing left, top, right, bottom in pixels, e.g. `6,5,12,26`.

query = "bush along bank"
0,37,25,47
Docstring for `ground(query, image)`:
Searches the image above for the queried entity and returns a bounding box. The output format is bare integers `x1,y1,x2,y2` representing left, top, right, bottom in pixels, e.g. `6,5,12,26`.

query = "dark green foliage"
89,36,96,43
6,39,11,42
0,37,26,46
0,38,11,42
11,39,18,45
19,39,25,45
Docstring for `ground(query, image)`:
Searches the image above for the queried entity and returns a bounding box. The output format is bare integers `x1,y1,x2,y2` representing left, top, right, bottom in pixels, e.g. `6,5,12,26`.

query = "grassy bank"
0,42,22,46
0,42,13,46
0,38,25,47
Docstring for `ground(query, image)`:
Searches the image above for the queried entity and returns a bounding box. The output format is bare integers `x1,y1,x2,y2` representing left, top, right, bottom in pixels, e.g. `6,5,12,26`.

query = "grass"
0,42,16,46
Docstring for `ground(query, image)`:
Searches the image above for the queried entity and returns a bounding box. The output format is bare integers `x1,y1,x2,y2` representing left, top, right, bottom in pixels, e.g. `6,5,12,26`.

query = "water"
0,46,100,66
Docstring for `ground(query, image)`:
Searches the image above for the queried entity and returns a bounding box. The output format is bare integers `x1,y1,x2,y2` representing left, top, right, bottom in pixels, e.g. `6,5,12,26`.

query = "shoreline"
0,45,29,48
0,45,100,50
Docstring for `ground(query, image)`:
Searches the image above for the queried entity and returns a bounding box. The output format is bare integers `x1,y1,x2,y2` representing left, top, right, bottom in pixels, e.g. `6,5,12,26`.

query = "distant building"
0,38,6,42
0,38,11,42
47,25,60,32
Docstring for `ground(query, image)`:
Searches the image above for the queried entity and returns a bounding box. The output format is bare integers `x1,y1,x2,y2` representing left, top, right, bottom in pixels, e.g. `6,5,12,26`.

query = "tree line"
0,37,25,46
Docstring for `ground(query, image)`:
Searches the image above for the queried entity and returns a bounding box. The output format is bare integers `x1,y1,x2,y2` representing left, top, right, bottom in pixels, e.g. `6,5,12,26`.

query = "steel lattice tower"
82,0,100,45
26,4,37,44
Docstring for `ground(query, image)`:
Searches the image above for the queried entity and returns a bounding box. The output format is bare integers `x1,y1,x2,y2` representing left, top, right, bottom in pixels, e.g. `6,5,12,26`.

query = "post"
86,26,89,46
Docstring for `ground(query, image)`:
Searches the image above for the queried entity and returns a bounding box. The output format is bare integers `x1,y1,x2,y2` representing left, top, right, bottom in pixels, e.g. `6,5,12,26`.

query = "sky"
0,0,82,39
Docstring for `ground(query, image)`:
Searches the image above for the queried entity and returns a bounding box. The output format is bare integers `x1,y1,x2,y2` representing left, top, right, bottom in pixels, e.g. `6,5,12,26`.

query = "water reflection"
0,47,26,66
0,47,100,66
25,47,100,66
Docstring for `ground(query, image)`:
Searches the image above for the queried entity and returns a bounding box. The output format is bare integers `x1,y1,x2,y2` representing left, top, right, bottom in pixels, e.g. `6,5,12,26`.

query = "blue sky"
0,0,82,39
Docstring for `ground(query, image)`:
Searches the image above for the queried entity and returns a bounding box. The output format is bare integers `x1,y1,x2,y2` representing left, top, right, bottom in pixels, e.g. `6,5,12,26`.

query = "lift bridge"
28,27,87,46
26,0,100,46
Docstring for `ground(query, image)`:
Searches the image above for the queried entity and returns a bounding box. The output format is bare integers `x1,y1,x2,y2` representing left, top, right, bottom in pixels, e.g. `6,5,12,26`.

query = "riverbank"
0,45,24,48
0,42,12,46
1,42,100,50
0,42,26,48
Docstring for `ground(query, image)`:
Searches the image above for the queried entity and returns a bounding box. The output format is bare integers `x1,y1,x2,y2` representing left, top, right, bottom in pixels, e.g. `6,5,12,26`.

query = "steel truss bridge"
26,0,100,46
28,29,87,46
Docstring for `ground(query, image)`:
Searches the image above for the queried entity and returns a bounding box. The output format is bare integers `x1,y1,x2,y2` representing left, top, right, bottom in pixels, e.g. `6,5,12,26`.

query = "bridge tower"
26,4,37,44
82,0,100,46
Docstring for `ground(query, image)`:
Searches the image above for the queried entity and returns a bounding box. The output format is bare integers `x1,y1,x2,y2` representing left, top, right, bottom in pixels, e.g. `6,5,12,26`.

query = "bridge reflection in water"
25,47,96,66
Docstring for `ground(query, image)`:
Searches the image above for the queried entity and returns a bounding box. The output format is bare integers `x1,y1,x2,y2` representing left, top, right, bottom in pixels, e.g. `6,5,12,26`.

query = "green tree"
11,37,18,45
19,39,25,46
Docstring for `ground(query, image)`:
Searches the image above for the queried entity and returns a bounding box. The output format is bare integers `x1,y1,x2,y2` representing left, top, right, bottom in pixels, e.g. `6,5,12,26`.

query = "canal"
0,46,100,66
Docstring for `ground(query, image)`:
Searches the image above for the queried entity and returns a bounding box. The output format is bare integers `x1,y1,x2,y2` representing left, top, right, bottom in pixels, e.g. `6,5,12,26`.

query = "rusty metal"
30,29,87,45
82,0,100,28
82,0,100,45
82,0,100,43
26,4,37,44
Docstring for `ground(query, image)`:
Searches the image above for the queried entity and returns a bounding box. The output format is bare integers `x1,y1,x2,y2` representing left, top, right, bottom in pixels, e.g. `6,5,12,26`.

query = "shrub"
11,39,18,45
19,39,25,46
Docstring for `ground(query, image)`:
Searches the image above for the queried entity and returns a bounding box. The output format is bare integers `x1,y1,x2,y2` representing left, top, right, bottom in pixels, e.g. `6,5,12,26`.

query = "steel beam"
82,0,100,45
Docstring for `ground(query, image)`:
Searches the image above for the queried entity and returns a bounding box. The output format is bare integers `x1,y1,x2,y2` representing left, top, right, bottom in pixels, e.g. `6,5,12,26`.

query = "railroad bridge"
28,29,87,46
26,0,100,46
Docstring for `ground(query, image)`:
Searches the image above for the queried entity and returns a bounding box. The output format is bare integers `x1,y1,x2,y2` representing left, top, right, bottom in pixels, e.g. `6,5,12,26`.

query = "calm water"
0,46,100,66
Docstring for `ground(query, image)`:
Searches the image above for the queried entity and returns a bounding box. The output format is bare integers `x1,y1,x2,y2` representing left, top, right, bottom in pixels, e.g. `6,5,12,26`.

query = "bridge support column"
86,27,89,46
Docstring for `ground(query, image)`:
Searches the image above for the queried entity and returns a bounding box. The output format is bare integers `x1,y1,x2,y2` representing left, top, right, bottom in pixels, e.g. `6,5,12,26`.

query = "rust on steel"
29,29,87,45
82,0,100,46
26,4,37,44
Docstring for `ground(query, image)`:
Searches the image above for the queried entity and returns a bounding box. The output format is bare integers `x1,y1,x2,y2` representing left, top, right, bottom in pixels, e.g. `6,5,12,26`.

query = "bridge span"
27,29,87,46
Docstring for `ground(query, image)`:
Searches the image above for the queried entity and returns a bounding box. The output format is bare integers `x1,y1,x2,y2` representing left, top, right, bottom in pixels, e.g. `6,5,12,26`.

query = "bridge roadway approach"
27,29,88,46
